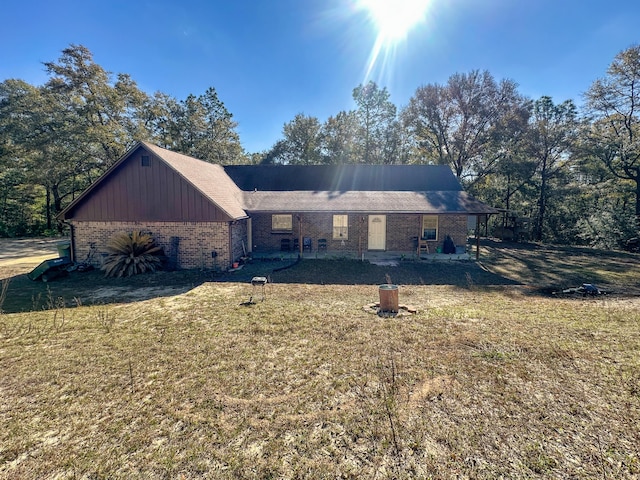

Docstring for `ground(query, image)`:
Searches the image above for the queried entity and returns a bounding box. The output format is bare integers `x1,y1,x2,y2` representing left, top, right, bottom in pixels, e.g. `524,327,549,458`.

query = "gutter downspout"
228,221,234,269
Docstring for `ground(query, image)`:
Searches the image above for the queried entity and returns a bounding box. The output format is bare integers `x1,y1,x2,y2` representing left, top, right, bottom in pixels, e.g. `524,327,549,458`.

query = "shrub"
101,231,164,278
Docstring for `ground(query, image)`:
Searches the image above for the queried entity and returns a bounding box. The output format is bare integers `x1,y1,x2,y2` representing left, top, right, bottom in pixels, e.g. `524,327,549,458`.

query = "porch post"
476,215,480,260
297,214,302,255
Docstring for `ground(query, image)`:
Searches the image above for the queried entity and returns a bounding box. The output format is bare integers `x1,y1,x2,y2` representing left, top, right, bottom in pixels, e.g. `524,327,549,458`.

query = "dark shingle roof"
242,190,496,214
224,164,463,192
226,163,497,214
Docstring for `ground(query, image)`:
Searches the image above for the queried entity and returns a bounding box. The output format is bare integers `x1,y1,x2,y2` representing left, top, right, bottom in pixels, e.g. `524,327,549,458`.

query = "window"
333,214,348,239
141,155,151,167
422,215,438,240
272,214,293,232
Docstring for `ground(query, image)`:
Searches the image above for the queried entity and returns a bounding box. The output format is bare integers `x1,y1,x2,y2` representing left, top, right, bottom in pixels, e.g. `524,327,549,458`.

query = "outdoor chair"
317,238,327,251
293,237,300,252
303,237,312,252
280,238,291,251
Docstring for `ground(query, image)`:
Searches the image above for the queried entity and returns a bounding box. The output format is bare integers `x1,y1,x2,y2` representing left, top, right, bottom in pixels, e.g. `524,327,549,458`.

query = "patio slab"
249,250,472,265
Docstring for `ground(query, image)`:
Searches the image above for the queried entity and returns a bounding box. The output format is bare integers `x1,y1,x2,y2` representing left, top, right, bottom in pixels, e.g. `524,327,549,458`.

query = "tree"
0,78,78,231
584,45,640,225
319,111,359,164
402,70,528,185
167,88,244,164
526,96,578,241
43,45,146,168
0,80,44,235
352,81,397,164
265,113,322,164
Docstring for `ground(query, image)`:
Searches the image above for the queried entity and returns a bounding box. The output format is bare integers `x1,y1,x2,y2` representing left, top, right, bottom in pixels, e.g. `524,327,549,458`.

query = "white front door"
368,215,386,250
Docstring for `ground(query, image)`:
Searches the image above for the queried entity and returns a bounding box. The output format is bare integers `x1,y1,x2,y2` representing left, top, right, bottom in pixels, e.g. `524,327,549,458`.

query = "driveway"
0,237,64,267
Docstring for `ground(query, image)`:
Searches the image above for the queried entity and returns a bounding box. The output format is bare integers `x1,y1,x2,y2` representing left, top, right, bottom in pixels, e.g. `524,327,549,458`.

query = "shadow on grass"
0,269,211,314
480,238,640,293
216,258,520,288
2,257,518,313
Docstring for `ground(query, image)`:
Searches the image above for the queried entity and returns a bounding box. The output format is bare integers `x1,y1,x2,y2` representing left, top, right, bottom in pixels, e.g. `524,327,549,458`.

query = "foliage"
576,195,639,249
101,231,164,278
401,70,529,184
353,81,399,164
319,110,360,164
584,44,640,221
526,96,579,241
264,113,323,164
151,87,245,164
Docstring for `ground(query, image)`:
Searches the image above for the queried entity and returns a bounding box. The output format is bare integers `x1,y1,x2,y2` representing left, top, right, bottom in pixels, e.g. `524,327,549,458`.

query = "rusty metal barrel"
378,284,399,313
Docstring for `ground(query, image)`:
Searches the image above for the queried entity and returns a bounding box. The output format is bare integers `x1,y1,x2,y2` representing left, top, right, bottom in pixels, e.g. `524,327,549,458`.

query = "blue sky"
1,0,639,154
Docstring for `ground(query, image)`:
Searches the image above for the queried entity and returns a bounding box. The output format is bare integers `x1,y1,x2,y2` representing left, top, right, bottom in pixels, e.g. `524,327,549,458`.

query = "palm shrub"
101,231,164,278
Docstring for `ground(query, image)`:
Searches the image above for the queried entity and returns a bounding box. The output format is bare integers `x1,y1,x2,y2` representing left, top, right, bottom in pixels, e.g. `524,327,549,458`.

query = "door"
368,215,386,250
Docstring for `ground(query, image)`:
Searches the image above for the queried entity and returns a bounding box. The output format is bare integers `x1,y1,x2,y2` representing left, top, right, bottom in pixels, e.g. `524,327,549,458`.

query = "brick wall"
250,213,362,255
249,213,470,254
230,219,248,263
71,221,235,270
386,214,421,251
438,215,469,249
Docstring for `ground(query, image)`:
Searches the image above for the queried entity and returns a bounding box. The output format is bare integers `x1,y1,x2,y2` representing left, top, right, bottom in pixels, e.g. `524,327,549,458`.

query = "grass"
1,241,640,478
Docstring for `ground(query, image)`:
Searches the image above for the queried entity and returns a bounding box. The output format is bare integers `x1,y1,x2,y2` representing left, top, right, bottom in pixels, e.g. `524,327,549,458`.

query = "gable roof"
58,142,247,221
59,143,496,221
224,164,463,192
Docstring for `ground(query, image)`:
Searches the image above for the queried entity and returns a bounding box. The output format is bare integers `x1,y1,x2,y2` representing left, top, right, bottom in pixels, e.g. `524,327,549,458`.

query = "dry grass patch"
1,282,639,479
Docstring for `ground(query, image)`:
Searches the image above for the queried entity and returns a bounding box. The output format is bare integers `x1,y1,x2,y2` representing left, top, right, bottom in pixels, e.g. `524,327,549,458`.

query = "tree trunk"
535,174,547,242
45,187,52,231
635,171,640,229
51,184,66,233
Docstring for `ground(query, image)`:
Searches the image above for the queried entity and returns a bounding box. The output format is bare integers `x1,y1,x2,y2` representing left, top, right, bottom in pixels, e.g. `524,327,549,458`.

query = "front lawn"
1,241,639,478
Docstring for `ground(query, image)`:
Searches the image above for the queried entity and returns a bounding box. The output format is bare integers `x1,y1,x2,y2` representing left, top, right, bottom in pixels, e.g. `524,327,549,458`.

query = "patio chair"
303,237,312,252
317,238,327,252
293,237,300,252
280,238,291,251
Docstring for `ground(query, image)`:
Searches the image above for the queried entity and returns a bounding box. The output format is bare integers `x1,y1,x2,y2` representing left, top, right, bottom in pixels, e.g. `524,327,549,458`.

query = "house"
58,142,497,269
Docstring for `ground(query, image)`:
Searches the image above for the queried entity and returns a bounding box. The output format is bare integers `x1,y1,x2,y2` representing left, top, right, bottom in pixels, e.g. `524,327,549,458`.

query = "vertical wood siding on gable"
69,151,232,222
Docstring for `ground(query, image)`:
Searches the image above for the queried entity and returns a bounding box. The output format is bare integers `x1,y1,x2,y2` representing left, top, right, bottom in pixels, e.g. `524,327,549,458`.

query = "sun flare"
355,0,432,81
358,0,431,43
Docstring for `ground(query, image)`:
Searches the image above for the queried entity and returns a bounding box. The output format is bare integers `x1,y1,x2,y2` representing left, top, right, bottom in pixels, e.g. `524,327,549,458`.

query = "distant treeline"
1,44,639,247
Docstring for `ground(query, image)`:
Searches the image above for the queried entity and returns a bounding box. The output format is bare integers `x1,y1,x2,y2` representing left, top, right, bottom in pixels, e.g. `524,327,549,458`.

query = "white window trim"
272,214,293,232
422,215,438,241
333,214,349,240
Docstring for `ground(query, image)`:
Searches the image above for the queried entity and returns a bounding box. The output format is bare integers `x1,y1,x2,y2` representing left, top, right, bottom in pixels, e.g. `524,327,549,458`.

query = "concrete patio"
249,249,473,266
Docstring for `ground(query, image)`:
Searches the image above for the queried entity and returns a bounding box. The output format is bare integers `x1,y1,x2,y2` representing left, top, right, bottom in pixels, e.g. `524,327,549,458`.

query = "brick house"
58,142,496,269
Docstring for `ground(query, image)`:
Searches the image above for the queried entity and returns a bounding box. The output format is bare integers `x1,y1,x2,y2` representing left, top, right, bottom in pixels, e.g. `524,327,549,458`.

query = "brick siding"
230,219,248,263
71,221,235,270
